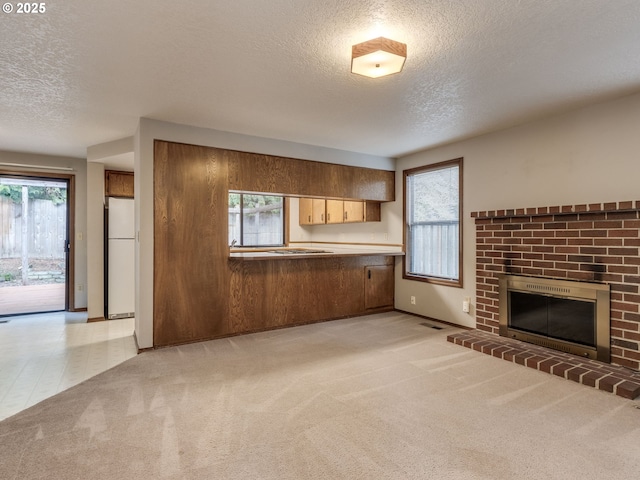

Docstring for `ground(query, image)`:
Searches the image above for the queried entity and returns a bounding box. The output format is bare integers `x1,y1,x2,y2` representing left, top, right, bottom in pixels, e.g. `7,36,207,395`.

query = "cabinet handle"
321,213,324,222
344,211,348,221
308,215,311,222
368,269,371,279
327,213,330,221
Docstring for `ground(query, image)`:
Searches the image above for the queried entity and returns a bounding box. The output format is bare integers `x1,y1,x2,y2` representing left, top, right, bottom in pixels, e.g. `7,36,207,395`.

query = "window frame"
403,158,463,287
228,192,286,248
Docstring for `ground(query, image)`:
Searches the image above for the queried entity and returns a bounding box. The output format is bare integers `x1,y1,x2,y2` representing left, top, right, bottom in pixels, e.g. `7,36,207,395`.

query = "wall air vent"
524,284,571,295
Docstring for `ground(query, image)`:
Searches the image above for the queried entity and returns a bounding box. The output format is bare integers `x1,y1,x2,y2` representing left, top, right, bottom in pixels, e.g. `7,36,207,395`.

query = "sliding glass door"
0,175,69,316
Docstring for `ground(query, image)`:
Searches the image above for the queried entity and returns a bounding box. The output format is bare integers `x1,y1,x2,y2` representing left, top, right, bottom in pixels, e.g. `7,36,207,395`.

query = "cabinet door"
312,199,326,224
106,171,134,198
326,199,344,224
344,201,364,223
299,198,314,225
365,265,394,309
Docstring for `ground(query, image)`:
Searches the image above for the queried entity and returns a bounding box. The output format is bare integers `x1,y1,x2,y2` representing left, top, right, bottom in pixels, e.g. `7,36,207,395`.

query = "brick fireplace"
471,201,640,371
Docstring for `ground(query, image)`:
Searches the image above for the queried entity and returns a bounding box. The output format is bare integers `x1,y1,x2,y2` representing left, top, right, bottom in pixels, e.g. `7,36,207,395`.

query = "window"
404,158,462,286
228,192,284,247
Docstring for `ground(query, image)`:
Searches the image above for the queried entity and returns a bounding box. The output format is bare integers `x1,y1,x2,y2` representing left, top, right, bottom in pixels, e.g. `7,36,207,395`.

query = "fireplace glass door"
509,292,596,348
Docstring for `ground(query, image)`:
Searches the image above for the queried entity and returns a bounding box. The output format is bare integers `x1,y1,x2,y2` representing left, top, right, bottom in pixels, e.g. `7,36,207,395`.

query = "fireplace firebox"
499,275,610,362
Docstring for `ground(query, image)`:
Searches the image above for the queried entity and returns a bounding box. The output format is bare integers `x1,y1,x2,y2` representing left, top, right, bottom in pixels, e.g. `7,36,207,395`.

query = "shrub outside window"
404,158,462,287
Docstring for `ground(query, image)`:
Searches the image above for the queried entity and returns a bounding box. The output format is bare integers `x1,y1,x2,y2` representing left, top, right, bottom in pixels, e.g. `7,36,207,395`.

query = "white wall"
135,118,395,348
86,162,105,319
393,91,640,328
0,150,88,310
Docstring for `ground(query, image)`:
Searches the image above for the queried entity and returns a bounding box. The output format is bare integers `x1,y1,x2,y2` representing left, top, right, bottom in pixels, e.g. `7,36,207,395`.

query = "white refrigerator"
107,197,135,319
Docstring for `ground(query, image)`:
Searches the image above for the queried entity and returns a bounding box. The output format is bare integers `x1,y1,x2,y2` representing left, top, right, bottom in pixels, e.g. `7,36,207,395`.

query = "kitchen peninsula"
154,140,398,348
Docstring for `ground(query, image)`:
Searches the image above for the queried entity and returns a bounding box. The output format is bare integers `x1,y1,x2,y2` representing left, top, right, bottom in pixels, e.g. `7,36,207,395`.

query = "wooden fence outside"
0,196,67,259
228,205,283,246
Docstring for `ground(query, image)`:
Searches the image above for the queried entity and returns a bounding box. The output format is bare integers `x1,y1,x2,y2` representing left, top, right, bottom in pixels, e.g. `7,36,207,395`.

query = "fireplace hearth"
446,329,640,399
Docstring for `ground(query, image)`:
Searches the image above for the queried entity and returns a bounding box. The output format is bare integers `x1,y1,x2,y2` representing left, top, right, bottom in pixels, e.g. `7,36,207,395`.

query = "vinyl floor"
0,312,136,420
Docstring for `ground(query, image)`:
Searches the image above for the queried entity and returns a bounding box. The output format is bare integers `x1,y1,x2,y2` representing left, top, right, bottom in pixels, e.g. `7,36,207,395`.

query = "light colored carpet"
1,312,639,479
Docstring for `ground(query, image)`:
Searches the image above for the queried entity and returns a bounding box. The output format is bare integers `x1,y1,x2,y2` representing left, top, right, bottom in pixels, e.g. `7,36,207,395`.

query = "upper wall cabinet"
300,199,381,225
343,201,365,223
299,198,326,225
226,150,394,201
326,200,344,224
327,200,365,224
105,170,134,198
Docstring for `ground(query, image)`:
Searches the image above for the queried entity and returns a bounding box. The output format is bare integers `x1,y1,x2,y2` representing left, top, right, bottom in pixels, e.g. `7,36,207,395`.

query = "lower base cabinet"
226,257,395,337
365,265,395,309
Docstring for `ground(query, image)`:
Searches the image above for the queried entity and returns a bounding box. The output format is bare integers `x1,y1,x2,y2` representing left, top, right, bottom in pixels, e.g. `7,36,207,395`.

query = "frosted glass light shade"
351,37,407,78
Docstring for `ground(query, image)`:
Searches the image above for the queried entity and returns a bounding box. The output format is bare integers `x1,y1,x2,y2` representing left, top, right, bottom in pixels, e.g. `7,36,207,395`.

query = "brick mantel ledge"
471,200,639,220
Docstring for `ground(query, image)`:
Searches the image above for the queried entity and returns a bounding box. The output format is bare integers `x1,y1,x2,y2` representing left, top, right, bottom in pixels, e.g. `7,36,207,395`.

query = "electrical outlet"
410,296,416,305
462,297,470,313
77,284,84,292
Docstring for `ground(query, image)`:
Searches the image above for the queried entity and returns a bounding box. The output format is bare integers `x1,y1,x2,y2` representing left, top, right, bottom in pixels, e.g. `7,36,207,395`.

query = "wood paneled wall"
227,150,394,201
154,140,395,347
154,141,230,346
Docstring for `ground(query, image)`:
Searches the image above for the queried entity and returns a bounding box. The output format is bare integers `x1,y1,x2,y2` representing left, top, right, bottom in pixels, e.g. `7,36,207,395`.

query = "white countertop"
229,243,404,261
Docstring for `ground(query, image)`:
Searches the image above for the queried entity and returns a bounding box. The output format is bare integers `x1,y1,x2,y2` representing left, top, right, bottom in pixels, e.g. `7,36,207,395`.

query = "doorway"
0,173,74,317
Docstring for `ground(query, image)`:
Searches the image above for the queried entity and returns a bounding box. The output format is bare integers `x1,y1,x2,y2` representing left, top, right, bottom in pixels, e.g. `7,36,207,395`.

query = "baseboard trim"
134,331,153,354
87,316,106,323
394,309,473,330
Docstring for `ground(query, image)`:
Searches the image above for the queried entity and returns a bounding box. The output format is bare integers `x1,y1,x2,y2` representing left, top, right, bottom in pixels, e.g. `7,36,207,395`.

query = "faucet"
230,239,237,247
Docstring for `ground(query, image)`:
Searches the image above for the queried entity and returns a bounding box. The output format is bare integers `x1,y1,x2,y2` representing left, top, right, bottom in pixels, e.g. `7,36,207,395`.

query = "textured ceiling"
1,0,640,160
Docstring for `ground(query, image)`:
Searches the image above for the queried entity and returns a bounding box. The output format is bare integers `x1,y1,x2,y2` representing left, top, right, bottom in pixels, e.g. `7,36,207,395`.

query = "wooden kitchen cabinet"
364,201,381,222
365,265,394,309
327,200,364,223
344,201,364,223
299,198,326,225
299,198,313,225
299,198,382,225
326,199,344,224
227,150,395,201
309,199,375,225
105,170,134,198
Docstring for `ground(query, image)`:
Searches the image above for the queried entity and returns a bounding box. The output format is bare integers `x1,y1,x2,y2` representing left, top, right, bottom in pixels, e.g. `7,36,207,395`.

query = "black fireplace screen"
509,291,596,347
499,274,610,362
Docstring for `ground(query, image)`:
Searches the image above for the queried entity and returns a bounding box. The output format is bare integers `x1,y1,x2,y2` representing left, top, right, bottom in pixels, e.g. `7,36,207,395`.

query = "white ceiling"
2,0,640,162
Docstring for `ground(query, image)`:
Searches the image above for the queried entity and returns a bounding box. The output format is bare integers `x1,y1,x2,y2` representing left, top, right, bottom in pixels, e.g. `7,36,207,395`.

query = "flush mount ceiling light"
351,36,407,78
